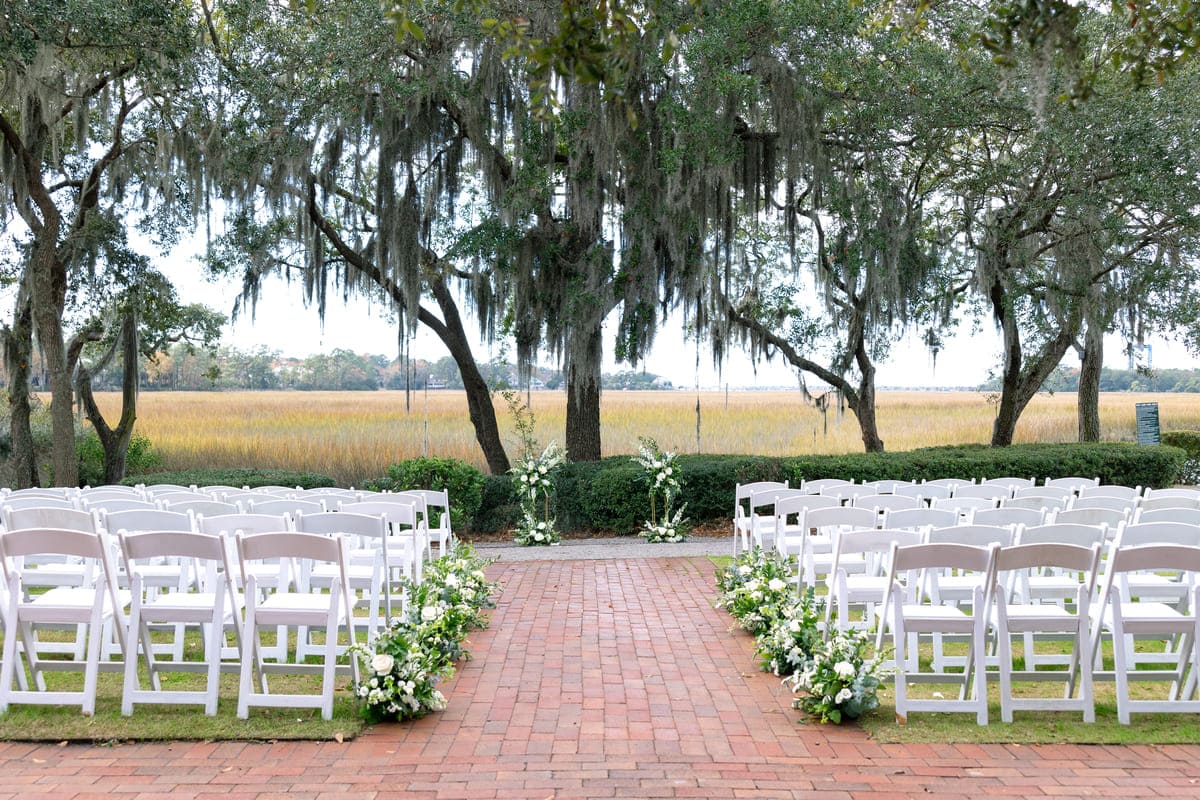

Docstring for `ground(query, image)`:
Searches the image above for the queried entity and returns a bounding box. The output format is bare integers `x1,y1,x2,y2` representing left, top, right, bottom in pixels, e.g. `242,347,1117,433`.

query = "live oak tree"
0,0,206,485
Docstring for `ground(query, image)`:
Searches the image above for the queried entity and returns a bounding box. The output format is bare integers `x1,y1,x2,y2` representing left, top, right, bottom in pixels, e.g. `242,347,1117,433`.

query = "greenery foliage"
77,432,163,488
632,437,688,543
365,457,486,530
1161,430,1200,484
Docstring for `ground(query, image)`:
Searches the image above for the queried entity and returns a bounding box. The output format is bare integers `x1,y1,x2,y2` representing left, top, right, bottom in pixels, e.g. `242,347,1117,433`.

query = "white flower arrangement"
787,628,891,724
633,437,689,543
510,442,565,546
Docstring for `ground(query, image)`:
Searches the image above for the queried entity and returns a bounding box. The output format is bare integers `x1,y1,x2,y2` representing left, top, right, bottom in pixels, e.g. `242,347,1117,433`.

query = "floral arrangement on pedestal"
350,544,498,722
632,437,688,543
510,441,566,545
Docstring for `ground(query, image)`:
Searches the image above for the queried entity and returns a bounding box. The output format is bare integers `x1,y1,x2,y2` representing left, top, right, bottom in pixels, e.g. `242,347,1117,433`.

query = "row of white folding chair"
0,525,361,720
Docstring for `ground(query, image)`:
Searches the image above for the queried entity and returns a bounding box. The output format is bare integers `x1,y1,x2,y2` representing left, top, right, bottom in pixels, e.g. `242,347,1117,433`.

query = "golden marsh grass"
97,389,1200,486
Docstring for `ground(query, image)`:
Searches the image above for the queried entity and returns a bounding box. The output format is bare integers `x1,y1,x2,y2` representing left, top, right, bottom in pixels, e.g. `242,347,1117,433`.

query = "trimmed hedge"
1162,430,1200,459
464,442,1184,536
363,457,485,532
122,468,336,490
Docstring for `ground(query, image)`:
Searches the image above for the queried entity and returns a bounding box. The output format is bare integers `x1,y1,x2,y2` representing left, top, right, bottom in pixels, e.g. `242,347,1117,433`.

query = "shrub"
365,457,486,531
122,468,336,489
1162,431,1200,484
77,432,164,488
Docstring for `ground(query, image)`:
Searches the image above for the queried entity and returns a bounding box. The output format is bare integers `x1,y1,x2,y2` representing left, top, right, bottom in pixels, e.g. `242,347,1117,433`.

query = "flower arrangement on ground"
632,436,688,543
788,628,890,724
511,441,566,545
715,547,796,635
755,586,825,677
350,544,498,722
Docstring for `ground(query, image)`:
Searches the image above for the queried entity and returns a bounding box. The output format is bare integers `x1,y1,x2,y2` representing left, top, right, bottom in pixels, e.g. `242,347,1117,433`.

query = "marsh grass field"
97,389,1200,486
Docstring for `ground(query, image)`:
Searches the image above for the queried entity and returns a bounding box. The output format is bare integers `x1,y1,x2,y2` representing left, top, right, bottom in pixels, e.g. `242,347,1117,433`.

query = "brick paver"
2,556,1199,798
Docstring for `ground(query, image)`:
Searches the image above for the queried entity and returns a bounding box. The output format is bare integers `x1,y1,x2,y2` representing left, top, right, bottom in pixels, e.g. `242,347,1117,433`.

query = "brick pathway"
3,556,1200,798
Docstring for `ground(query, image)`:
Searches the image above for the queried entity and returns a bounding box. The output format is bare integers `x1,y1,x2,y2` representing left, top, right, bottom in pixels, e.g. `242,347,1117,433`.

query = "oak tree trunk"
565,324,603,462
4,283,39,488
1077,319,1103,442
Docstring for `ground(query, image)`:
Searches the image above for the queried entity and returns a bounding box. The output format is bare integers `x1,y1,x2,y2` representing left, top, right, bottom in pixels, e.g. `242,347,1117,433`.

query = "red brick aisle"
3,557,1200,799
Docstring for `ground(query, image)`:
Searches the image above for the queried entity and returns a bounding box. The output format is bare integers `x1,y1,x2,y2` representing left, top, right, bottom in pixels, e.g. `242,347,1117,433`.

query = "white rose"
444,574,461,588
787,619,802,633
745,579,761,592
835,687,853,705
421,605,440,622
534,532,545,541
767,578,787,592
371,653,395,675
738,565,752,576
833,661,856,680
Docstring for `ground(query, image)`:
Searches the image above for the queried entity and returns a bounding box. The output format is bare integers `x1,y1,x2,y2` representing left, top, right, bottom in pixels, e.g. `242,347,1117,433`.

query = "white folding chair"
1003,495,1069,513
0,496,77,513
119,530,241,716
981,477,1036,494
0,528,127,716
1043,476,1099,493
246,498,327,517
1069,495,1139,515
922,478,975,491
772,493,841,559
163,499,240,518
1139,495,1200,513
1014,485,1074,502
798,478,854,494
852,494,921,514
859,480,915,494
930,495,998,520
882,541,997,725
338,500,425,586
78,497,159,515
794,505,878,589
990,542,1101,722
1079,485,1142,502
739,487,806,552
824,528,923,634
894,483,950,501
952,484,1011,502
1142,487,1200,503
397,489,453,557
1052,506,1130,532
294,511,394,649
1134,506,1200,525
1092,544,1200,724
236,530,359,721
972,506,1046,529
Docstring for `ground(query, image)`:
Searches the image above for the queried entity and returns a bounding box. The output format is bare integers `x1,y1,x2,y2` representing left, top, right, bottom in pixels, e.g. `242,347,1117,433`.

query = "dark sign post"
1136,402,1161,446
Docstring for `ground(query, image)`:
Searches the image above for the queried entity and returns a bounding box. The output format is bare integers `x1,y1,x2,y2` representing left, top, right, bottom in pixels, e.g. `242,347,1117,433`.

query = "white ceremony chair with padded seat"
1052,506,1130,532
772,493,841,560
881,541,997,726
793,505,878,590
359,492,437,565
824,527,923,634
2,507,102,602
989,541,1101,723
396,489,454,557
0,528,127,716
1092,543,1200,724
881,506,958,533
1069,495,1138,516
119,529,241,716
294,510,394,648
1043,476,1099,494
1079,485,1143,502
235,530,359,721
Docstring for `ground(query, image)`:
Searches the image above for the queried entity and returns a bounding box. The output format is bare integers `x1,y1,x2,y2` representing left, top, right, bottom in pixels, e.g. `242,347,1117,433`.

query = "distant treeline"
57,344,672,393
979,367,1200,393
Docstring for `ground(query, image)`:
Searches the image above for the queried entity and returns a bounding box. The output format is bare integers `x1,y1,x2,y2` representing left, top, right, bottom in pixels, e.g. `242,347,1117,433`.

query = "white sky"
168,247,1200,390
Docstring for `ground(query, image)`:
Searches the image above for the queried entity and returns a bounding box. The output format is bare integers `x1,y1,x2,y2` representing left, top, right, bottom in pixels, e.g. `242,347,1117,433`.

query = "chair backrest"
1,496,77,513
833,528,924,563
1003,495,1069,512
1069,496,1137,514
888,541,996,596
294,488,362,505
1013,485,1074,501
881,506,958,532
294,511,388,540
734,480,788,506
893,483,950,500
3,506,97,533
972,506,1045,529
801,505,879,532
981,476,1036,493
103,508,195,534
5,487,76,500
397,489,451,528
1138,495,1200,512
859,480,915,494
748,487,807,515
992,541,1101,602
249,485,300,495
199,484,248,497
119,529,231,571
1078,484,1142,501
78,487,145,501
821,484,875,501
1016,522,1107,549
852,494,921,513
196,512,292,536
78,497,159,514
1052,506,1129,529
163,499,240,517
1134,506,1200,526
927,523,1015,548
235,530,350,594
922,478,975,490
247,498,327,517
1104,543,1200,579
338,500,420,529
215,491,262,507
1113,521,1200,548
953,484,1011,501
930,496,998,514
1042,476,1099,492
799,478,854,494
140,484,194,496
152,491,212,505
